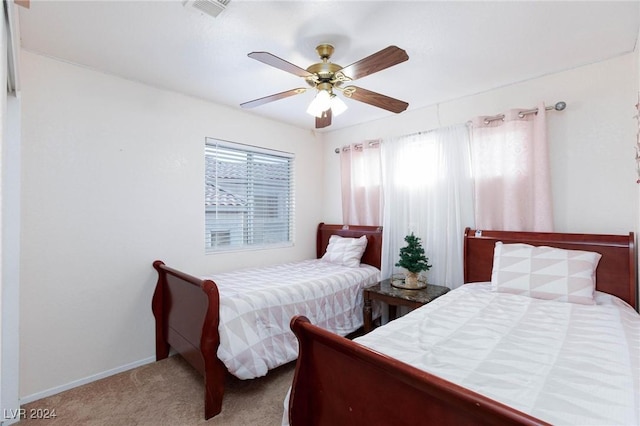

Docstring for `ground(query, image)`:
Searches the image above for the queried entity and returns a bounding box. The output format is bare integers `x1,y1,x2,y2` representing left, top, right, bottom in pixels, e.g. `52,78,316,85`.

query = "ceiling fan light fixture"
243,44,409,128
306,89,331,117
330,95,348,117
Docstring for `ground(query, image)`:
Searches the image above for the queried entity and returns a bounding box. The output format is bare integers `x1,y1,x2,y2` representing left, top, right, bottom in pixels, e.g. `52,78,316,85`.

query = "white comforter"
203,259,380,379
355,283,640,425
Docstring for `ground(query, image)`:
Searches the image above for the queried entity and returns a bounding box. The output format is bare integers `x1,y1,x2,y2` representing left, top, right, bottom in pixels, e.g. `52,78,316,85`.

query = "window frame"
204,137,295,253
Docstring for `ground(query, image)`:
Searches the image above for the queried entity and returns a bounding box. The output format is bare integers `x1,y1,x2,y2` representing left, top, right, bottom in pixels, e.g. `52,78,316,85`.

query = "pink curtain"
340,141,382,226
470,103,553,231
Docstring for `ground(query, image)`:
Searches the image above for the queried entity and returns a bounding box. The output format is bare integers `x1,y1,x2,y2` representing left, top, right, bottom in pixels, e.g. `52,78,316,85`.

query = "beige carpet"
18,356,295,425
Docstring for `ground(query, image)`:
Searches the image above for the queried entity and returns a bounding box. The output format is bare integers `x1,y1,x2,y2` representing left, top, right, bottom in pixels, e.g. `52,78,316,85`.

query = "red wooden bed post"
151,260,227,419
151,260,170,360
200,279,227,420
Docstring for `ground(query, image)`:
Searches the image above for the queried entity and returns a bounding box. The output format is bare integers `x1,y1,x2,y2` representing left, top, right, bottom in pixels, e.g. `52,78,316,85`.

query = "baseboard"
19,356,157,405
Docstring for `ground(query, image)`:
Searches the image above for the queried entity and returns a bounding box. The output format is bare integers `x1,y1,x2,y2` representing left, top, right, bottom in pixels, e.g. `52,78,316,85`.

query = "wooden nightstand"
363,278,450,333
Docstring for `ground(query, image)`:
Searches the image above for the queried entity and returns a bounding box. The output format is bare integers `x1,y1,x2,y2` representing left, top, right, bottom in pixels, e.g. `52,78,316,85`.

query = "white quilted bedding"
355,283,640,425
203,259,380,379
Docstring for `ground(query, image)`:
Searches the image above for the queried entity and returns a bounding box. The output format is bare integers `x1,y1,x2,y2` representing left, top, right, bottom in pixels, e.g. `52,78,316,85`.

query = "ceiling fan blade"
315,109,332,129
343,86,409,113
248,52,313,78
338,46,409,81
240,88,307,109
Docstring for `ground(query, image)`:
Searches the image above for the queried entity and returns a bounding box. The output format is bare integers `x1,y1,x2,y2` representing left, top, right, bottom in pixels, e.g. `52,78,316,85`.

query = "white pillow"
322,235,368,268
491,242,601,305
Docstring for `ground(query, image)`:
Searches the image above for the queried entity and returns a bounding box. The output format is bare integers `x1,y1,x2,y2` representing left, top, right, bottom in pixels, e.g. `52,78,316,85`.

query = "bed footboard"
152,260,227,420
289,316,548,426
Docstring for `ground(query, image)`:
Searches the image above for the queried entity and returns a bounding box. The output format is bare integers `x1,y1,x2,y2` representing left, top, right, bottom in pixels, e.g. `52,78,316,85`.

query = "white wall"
322,53,638,236
19,51,324,400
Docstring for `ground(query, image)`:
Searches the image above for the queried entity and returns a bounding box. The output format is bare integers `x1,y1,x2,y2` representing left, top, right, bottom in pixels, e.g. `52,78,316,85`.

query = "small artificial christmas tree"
395,233,432,288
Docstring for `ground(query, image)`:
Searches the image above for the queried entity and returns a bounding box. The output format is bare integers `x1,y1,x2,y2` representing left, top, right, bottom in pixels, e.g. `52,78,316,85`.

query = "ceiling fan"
240,44,410,129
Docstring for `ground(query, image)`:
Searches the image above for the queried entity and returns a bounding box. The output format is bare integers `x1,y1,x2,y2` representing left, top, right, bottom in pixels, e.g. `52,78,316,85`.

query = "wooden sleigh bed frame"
151,223,382,420
288,228,637,426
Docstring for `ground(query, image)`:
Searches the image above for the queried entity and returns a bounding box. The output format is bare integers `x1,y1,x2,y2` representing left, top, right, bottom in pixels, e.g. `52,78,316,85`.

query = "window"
205,138,294,252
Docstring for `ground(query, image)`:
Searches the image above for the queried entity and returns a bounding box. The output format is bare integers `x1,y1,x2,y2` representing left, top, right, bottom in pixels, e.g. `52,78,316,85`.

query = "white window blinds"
205,138,295,253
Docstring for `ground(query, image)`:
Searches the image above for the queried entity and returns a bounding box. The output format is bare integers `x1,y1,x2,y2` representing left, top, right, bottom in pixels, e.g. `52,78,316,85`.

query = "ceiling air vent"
184,0,230,18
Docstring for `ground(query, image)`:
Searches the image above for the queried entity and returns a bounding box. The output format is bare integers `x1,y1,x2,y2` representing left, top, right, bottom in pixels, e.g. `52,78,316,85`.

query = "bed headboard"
316,223,383,270
463,228,637,310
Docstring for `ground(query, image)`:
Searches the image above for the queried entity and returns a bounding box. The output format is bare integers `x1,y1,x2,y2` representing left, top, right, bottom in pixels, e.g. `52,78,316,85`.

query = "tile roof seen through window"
205,157,289,207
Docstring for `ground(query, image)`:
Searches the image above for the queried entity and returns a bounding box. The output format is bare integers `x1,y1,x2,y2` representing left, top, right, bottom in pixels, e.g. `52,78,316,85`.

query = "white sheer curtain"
340,141,382,226
470,103,553,231
381,124,474,289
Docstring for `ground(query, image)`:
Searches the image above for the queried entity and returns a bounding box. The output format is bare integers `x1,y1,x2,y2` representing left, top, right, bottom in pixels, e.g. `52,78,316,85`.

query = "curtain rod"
334,101,567,153
481,101,566,125
334,139,381,154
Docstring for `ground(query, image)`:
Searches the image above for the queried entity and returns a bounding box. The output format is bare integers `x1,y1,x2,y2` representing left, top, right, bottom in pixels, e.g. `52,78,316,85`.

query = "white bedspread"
203,259,380,379
355,283,640,425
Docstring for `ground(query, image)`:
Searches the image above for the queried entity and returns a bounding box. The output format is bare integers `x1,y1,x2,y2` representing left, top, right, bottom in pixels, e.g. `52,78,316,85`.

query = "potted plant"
395,233,432,289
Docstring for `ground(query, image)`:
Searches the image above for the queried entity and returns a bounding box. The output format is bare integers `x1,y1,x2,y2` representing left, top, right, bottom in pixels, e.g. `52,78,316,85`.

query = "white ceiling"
16,1,640,132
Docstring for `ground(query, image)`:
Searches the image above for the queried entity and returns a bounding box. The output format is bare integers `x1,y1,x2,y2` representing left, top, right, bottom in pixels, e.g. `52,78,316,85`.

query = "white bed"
286,228,639,426
206,259,380,379
152,222,384,419
354,283,640,425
